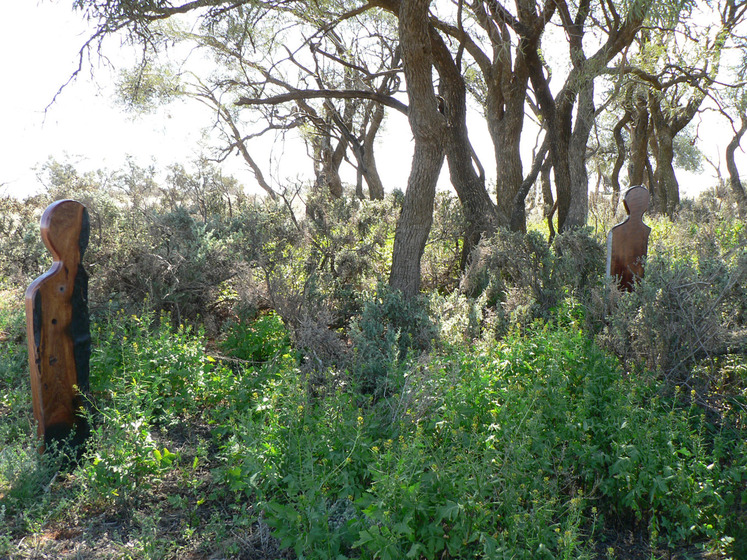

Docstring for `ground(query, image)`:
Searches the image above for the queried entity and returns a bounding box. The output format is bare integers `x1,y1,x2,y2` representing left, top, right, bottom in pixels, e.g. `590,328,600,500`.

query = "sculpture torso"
607,186,651,291
25,200,91,452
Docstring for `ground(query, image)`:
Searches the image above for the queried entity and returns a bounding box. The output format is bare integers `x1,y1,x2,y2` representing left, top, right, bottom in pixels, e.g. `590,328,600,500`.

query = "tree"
388,0,447,296
602,1,746,216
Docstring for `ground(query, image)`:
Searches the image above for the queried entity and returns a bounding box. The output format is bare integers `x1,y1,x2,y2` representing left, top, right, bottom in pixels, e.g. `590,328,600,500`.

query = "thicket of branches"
64,0,747,298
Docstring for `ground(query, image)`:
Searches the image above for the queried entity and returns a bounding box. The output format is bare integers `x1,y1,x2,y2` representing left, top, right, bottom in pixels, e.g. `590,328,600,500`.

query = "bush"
349,284,436,396
600,216,747,390
220,311,291,364
461,227,606,337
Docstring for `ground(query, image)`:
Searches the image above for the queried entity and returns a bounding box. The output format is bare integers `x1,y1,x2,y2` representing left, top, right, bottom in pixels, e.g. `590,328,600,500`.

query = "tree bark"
389,0,447,297
611,111,632,210
429,25,499,268
649,96,679,216
567,78,595,228
362,102,387,199
628,90,650,187
540,155,556,242
726,113,747,216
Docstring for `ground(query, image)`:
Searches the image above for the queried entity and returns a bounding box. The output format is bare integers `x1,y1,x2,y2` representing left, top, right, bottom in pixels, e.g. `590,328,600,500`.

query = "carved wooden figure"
25,200,91,454
606,185,651,291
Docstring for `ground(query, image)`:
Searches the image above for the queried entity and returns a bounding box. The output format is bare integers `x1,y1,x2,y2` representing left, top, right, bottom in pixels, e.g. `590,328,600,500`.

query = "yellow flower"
371,446,379,454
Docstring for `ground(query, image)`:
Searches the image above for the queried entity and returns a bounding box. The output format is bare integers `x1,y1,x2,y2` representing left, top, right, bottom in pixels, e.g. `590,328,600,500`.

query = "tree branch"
236,89,408,114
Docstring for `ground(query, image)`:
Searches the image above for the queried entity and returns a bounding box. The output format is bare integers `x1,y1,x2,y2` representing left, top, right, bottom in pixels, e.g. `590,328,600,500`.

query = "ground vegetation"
1,161,746,559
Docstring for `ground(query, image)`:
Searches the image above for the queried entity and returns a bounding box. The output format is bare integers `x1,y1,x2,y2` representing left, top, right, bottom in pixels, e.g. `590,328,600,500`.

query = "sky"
0,2,740,203
0,2,263,199
0,1,419,201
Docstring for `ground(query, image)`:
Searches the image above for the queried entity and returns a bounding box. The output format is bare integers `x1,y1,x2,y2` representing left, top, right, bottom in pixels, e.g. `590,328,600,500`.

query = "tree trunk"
566,79,595,229
726,113,747,216
510,137,549,232
611,111,632,210
525,45,573,233
389,0,447,297
628,91,649,187
362,103,386,199
489,77,527,230
649,97,679,216
430,28,499,268
540,156,556,242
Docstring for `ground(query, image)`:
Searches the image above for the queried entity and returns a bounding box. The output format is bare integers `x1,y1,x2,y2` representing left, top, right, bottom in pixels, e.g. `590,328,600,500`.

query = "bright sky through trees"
0,1,741,201
0,3,198,196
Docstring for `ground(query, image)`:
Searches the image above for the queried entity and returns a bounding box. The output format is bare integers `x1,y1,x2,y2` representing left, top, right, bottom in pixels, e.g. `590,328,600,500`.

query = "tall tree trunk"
541,156,556,242
566,79,595,228
649,97,679,216
489,78,527,230
611,111,632,210
525,44,574,233
430,27,499,268
362,103,386,199
628,90,649,187
726,113,747,216
389,0,447,297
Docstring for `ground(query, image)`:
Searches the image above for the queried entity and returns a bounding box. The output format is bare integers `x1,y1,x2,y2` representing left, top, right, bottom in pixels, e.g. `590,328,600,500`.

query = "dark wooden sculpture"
606,185,651,291
25,200,91,454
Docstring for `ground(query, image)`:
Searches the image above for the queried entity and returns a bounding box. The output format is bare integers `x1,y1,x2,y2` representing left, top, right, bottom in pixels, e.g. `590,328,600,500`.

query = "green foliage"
349,284,436,395
115,60,182,113
602,211,747,381
220,311,291,364
462,227,606,336
1,167,746,558
212,323,746,559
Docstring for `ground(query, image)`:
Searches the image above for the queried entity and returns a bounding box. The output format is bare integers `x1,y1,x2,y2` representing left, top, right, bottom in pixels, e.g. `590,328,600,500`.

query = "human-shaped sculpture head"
622,185,650,221
39,200,90,263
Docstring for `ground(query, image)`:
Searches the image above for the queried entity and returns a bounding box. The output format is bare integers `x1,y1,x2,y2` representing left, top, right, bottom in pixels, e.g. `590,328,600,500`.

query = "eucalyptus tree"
600,0,747,216
67,0,705,296
72,0,499,296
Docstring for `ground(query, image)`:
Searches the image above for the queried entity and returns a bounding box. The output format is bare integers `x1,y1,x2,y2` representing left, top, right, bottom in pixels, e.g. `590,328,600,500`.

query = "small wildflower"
371,446,379,454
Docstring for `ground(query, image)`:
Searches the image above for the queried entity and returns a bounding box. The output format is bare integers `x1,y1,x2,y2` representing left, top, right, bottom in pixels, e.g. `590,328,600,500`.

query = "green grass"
1,294,745,559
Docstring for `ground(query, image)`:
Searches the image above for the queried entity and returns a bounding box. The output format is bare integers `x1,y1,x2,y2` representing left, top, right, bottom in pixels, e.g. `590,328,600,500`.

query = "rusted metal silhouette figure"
606,186,651,291
25,200,91,455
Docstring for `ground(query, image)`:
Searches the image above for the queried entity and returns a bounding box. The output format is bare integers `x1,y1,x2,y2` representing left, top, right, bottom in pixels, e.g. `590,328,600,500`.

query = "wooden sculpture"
25,200,91,455
606,185,651,291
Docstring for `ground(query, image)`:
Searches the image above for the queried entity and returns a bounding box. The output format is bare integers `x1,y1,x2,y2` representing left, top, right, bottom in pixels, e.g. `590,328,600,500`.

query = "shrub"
349,284,436,396
220,311,291,364
460,227,606,337
600,219,747,388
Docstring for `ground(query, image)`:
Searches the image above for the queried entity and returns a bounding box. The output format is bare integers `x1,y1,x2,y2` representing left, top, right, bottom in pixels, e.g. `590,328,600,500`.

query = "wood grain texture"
25,200,91,452
606,186,651,291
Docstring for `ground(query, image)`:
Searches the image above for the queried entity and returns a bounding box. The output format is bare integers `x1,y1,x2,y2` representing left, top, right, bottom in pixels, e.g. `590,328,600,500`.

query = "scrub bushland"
0,163,745,559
